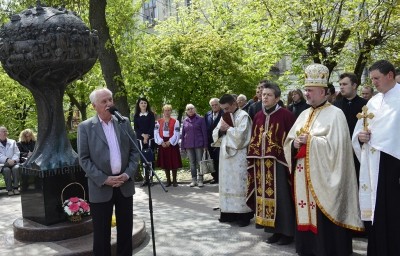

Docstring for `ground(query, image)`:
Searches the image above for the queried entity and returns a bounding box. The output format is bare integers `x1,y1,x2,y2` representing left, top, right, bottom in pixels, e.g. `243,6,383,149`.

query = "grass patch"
0,175,5,187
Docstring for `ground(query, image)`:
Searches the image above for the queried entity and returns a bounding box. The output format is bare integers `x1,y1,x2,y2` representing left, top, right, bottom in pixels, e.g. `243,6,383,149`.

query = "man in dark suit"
334,72,367,180
205,98,223,183
248,80,269,119
78,88,139,256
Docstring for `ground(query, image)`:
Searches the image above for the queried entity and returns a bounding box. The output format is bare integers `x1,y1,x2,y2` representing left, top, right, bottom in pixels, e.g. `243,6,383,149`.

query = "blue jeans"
186,148,203,178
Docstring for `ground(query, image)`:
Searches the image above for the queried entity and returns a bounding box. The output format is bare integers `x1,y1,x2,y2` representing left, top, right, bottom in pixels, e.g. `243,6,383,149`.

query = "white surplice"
212,109,252,213
352,83,400,221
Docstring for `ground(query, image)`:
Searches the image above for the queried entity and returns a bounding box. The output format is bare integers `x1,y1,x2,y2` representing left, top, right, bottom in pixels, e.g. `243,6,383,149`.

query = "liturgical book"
222,112,234,127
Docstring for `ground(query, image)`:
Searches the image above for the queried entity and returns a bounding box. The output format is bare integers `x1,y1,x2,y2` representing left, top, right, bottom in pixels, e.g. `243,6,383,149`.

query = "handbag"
199,150,215,174
141,148,154,162
138,139,155,162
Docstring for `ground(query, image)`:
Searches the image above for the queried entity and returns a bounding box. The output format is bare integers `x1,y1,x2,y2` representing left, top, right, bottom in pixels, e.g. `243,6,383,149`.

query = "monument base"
12,217,146,255
20,165,88,226
13,216,93,242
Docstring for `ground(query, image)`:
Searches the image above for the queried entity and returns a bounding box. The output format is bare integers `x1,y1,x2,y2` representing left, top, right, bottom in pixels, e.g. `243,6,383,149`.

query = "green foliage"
0,70,37,138
0,174,4,188
251,0,400,79
0,0,399,132
132,0,271,117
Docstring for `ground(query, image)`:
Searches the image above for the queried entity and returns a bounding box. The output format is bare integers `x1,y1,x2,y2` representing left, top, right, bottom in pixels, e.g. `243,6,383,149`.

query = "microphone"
108,106,126,123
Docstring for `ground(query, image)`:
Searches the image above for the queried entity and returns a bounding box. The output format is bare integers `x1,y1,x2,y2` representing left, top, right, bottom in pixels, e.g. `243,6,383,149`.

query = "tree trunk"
354,36,384,83
67,92,88,121
89,0,131,119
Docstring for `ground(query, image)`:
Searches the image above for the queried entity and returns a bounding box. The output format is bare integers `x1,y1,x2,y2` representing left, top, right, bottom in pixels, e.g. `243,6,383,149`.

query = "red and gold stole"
294,104,330,234
247,108,291,227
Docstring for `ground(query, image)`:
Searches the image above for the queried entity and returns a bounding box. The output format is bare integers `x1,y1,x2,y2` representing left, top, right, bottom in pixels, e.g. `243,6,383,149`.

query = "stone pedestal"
13,216,93,242
20,165,88,226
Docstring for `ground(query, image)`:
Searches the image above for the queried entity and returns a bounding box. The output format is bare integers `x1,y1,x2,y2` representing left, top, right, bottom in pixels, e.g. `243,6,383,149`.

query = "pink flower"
63,197,91,216
69,197,80,203
80,201,90,212
69,203,80,213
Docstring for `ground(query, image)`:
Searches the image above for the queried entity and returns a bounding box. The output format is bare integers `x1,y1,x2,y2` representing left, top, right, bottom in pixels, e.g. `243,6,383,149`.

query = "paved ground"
0,179,368,255
132,180,367,256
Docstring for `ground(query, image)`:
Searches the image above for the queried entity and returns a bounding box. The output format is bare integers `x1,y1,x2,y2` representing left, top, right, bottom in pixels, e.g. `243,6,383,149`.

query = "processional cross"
356,105,374,131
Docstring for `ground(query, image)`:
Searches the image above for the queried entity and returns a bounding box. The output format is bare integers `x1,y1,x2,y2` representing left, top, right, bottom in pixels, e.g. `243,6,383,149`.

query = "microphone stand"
116,118,167,256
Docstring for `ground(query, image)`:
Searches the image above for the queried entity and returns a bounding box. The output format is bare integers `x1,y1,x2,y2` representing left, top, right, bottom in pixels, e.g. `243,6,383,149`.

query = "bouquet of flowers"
63,197,90,217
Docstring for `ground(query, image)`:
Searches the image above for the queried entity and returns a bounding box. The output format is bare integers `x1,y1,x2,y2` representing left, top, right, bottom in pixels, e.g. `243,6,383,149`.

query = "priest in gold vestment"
284,64,364,256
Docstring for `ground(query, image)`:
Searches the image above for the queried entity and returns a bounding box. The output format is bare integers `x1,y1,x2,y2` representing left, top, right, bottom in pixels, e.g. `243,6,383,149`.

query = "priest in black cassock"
334,72,367,180
353,60,400,256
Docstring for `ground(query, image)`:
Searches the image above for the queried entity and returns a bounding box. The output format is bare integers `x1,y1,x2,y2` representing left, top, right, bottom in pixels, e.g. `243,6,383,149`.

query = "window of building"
143,0,156,26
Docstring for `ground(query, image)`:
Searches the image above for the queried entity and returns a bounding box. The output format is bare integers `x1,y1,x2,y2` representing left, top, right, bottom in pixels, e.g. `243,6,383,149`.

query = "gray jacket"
77,115,139,203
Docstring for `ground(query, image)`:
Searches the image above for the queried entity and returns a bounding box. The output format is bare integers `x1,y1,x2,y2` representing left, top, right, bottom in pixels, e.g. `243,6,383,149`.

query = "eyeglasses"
186,108,194,111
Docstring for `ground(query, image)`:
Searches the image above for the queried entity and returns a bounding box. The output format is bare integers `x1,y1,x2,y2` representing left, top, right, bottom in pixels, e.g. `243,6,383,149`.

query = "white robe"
212,109,252,213
284,103,364,231
352,83,400,221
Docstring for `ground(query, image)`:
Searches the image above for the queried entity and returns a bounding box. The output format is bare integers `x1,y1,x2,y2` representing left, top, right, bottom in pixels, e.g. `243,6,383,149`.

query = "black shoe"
173,182,178,187
218,218,235,223
237,219,250,227
266,233,282,244
165,182,171,187
277,235,293,245
210,180,218,184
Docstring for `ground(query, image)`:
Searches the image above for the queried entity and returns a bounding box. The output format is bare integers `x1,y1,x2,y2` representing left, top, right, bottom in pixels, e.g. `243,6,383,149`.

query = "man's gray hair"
237,94,247,101
89,88,113,104
209,98,219,105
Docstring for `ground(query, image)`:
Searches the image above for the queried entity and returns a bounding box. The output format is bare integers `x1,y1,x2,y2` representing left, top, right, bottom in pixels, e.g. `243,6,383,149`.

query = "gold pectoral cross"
356,105,374,131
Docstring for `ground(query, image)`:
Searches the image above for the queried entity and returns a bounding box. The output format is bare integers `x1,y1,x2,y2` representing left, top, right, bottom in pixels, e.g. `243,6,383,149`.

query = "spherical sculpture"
0,4,98,171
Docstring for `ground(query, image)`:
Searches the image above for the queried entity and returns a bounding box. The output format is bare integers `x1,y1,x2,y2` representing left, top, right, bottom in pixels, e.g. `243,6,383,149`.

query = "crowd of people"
127,59,399,256
1,59,399,256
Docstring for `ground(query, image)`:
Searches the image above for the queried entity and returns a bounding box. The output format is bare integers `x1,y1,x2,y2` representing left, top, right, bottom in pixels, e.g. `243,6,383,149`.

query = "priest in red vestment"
247,81,296,245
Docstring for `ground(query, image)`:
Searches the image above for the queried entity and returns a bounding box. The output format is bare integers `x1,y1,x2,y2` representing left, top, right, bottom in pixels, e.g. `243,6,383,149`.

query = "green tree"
134,0,277,120
250,0,400,81
0,72,36,138
89,0,132,118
